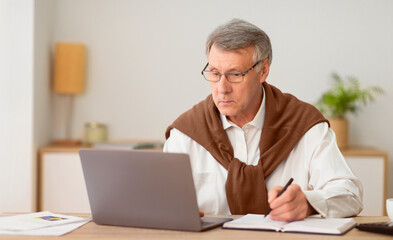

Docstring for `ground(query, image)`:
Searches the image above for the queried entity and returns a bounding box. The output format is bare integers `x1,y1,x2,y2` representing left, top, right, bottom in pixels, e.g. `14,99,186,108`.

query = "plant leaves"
314,73,384,118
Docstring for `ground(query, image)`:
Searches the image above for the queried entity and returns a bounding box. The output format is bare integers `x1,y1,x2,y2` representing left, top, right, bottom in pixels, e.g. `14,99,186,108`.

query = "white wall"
0,0,35,212
0,0,54,212
33,0,55,207
52,0,393,197
34,1,54,151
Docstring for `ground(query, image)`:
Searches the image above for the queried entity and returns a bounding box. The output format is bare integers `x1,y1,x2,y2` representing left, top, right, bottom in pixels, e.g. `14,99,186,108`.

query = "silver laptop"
79,149,232,231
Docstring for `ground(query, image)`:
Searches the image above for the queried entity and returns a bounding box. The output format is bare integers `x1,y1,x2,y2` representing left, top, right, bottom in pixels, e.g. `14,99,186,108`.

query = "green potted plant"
315,73,384,149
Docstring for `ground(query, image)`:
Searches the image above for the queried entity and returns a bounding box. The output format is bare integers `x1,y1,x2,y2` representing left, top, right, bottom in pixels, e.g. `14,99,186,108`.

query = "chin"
217,108,236,117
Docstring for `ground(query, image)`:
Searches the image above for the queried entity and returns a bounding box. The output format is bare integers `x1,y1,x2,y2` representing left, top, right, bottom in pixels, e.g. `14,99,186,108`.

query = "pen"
265,178,294,218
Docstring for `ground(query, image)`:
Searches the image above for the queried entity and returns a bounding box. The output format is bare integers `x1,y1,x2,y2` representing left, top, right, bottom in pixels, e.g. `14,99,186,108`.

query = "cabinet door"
41,152,91,213
345,156,385,216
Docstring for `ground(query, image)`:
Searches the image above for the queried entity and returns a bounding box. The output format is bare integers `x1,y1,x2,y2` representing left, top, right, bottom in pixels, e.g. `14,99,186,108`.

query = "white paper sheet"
0,211,91,236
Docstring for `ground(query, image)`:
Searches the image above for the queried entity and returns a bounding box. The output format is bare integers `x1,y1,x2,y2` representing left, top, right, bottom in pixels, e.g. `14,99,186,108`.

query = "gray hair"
206,19,273,66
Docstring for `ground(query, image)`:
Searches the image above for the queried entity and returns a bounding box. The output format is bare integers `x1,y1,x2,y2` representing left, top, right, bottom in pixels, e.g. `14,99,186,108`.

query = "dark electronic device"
356,221,393,235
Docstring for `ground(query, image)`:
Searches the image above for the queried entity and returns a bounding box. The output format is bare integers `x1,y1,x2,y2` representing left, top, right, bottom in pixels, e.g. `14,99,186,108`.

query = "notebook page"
222,214,287,231
282,217,356,234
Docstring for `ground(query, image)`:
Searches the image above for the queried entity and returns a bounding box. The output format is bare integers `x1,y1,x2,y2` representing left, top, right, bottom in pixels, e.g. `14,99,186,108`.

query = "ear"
259,58,270,83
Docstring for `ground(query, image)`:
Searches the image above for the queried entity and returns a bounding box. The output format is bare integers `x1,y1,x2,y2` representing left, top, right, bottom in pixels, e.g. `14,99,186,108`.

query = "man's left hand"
267,184,316,222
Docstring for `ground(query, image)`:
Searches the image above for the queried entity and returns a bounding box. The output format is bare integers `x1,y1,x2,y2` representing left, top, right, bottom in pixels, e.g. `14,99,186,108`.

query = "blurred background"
1,0,392,212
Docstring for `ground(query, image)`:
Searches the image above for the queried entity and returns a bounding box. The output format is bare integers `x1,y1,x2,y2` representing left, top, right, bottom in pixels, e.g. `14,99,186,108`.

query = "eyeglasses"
201,60,261,83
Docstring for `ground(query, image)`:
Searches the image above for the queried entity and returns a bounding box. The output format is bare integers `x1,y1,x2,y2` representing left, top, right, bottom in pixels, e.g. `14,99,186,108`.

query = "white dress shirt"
164,88,363,217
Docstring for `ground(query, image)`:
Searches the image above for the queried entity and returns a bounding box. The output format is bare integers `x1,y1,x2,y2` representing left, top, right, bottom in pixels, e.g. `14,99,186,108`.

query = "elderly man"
164,19,362,222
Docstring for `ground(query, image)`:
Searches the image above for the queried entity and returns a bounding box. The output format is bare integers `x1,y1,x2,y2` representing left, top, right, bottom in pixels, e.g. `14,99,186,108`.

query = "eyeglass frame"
201,60,262,83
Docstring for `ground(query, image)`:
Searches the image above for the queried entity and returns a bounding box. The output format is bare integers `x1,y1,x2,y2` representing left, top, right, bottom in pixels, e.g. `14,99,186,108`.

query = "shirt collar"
220,85,266,130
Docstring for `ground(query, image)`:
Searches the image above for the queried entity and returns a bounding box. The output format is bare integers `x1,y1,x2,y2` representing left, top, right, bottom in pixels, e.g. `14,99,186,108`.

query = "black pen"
265,178,294,218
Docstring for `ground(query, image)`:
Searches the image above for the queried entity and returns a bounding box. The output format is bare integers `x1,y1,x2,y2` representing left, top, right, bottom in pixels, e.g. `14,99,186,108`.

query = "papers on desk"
222,214,356,235
0,211,91,236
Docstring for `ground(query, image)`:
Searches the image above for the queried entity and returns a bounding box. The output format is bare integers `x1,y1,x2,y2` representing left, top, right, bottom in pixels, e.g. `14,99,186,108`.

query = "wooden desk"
0,215,391,239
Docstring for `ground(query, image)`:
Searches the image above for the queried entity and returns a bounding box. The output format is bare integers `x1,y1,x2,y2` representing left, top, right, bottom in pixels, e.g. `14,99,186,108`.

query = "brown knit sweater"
165,82,329,214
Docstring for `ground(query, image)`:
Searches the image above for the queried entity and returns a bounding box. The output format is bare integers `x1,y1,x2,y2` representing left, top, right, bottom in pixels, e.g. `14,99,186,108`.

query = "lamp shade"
53,43,86,94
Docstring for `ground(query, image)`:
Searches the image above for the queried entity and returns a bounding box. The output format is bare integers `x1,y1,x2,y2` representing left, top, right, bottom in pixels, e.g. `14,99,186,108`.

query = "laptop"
79,149,232,231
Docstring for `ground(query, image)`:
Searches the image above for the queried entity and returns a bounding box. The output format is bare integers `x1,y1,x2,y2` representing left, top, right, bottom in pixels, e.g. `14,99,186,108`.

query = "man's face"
208,44,269,125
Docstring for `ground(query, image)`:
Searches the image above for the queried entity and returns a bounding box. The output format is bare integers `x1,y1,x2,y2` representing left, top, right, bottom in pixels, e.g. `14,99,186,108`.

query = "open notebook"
222,214,356,235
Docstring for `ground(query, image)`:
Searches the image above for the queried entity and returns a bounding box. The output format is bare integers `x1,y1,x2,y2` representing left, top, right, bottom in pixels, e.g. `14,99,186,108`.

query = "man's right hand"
267,184,315,222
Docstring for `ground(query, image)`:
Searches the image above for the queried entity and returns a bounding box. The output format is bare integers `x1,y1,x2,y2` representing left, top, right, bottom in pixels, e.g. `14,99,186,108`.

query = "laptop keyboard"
201,220,214,227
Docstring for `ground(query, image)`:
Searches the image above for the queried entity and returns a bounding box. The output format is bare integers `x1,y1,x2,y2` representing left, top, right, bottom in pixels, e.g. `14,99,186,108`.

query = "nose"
216,74,232,94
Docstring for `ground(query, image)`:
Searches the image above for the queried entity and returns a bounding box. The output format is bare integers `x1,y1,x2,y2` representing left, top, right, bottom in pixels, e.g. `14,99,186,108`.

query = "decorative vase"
328,118,349,150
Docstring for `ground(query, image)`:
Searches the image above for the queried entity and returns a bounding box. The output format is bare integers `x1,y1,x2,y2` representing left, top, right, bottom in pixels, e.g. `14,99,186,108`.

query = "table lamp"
52,42,86,146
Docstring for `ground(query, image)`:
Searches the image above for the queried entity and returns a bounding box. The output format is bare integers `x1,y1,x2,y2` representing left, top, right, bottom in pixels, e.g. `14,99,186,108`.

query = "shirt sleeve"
302,123,363,218
163,128,191,154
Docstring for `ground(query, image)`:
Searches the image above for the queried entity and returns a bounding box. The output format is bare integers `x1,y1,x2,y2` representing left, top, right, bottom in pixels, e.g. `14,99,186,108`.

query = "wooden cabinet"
38,146,91,213
341,147,388,216
38,146,388,215
38,145,162,213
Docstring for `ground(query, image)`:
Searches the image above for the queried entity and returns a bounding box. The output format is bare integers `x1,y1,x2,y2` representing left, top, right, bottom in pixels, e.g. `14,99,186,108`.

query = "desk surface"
0,215,391,240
